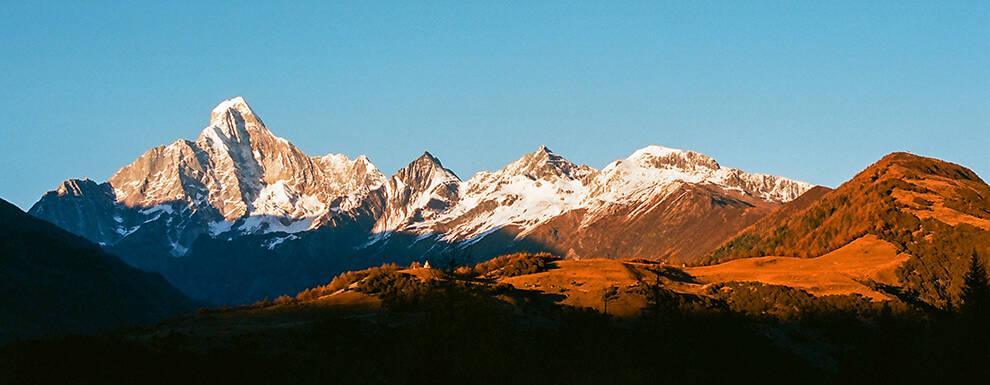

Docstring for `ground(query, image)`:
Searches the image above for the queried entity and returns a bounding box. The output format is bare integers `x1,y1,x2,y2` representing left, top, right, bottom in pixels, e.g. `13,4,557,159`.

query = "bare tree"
603,285,619,315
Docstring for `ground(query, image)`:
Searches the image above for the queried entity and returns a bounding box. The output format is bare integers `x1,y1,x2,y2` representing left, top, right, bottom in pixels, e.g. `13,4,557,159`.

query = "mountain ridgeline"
29,97,816,304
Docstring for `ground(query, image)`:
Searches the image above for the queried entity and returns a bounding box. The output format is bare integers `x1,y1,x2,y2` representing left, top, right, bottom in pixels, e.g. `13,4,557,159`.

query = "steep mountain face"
29,179,128,244
705,152,990,307
30,97,814,304
372,152,460,235
0,198,197,343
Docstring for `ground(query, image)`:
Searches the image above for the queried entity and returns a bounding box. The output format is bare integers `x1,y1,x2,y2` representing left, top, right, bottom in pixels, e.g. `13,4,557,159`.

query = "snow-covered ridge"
38,97,814,256
413,145,593,242
377,144,812,243
587,145,812,207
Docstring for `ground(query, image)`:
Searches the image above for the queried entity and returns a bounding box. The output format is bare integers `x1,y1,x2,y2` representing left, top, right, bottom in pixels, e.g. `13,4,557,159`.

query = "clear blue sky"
1,1,987,209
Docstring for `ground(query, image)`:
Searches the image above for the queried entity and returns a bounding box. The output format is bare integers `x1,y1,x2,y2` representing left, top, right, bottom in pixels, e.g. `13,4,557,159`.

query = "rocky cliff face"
30,97,815,304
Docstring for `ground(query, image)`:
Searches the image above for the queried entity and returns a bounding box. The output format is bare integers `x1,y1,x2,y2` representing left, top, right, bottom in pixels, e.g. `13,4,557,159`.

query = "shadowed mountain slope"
0,198,197,342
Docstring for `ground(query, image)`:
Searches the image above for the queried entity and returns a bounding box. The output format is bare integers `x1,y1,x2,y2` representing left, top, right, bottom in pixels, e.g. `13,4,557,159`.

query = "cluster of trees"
705,177,918,264
943,184,990,218
895,221,990,307
704,281,916,322
294,263,404,302
292,251,561,306
458,252,560,279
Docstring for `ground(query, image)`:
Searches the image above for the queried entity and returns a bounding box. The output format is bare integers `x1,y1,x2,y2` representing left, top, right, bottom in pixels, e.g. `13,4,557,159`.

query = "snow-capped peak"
372,152,461,233
393,151,460,185
628,144,684,158
622,145,720,172
209,96,259,125
200,96,273,144
354,154,373,165
95,97,393,253
500,145,593,181
411,151,448,171
591,145,811,206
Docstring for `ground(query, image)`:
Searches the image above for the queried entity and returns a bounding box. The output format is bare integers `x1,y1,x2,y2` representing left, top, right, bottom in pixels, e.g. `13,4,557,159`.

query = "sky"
1,1,987,210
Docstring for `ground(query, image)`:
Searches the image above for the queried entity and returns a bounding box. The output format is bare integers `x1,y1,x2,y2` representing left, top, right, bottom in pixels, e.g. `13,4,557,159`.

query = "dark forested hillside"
0,198,197,342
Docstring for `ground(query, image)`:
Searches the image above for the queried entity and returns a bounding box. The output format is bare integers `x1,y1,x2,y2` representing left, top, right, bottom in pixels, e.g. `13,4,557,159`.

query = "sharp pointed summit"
200,96,272,146
503,144,592,181
372,151,460,234
396,151,459,183
413,151,444,168
209,96,261,126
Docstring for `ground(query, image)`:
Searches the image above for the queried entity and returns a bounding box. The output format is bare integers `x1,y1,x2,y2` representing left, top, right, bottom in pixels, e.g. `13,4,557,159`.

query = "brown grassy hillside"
688,235,908,300
703,152,990,307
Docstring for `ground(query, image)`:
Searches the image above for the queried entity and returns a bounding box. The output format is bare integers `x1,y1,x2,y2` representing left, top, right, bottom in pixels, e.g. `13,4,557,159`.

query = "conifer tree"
957,253,990,379
960,253,990,319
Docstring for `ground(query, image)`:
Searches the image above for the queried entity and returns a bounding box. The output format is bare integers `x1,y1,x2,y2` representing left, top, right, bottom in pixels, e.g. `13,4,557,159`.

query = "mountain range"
28,97,819,304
